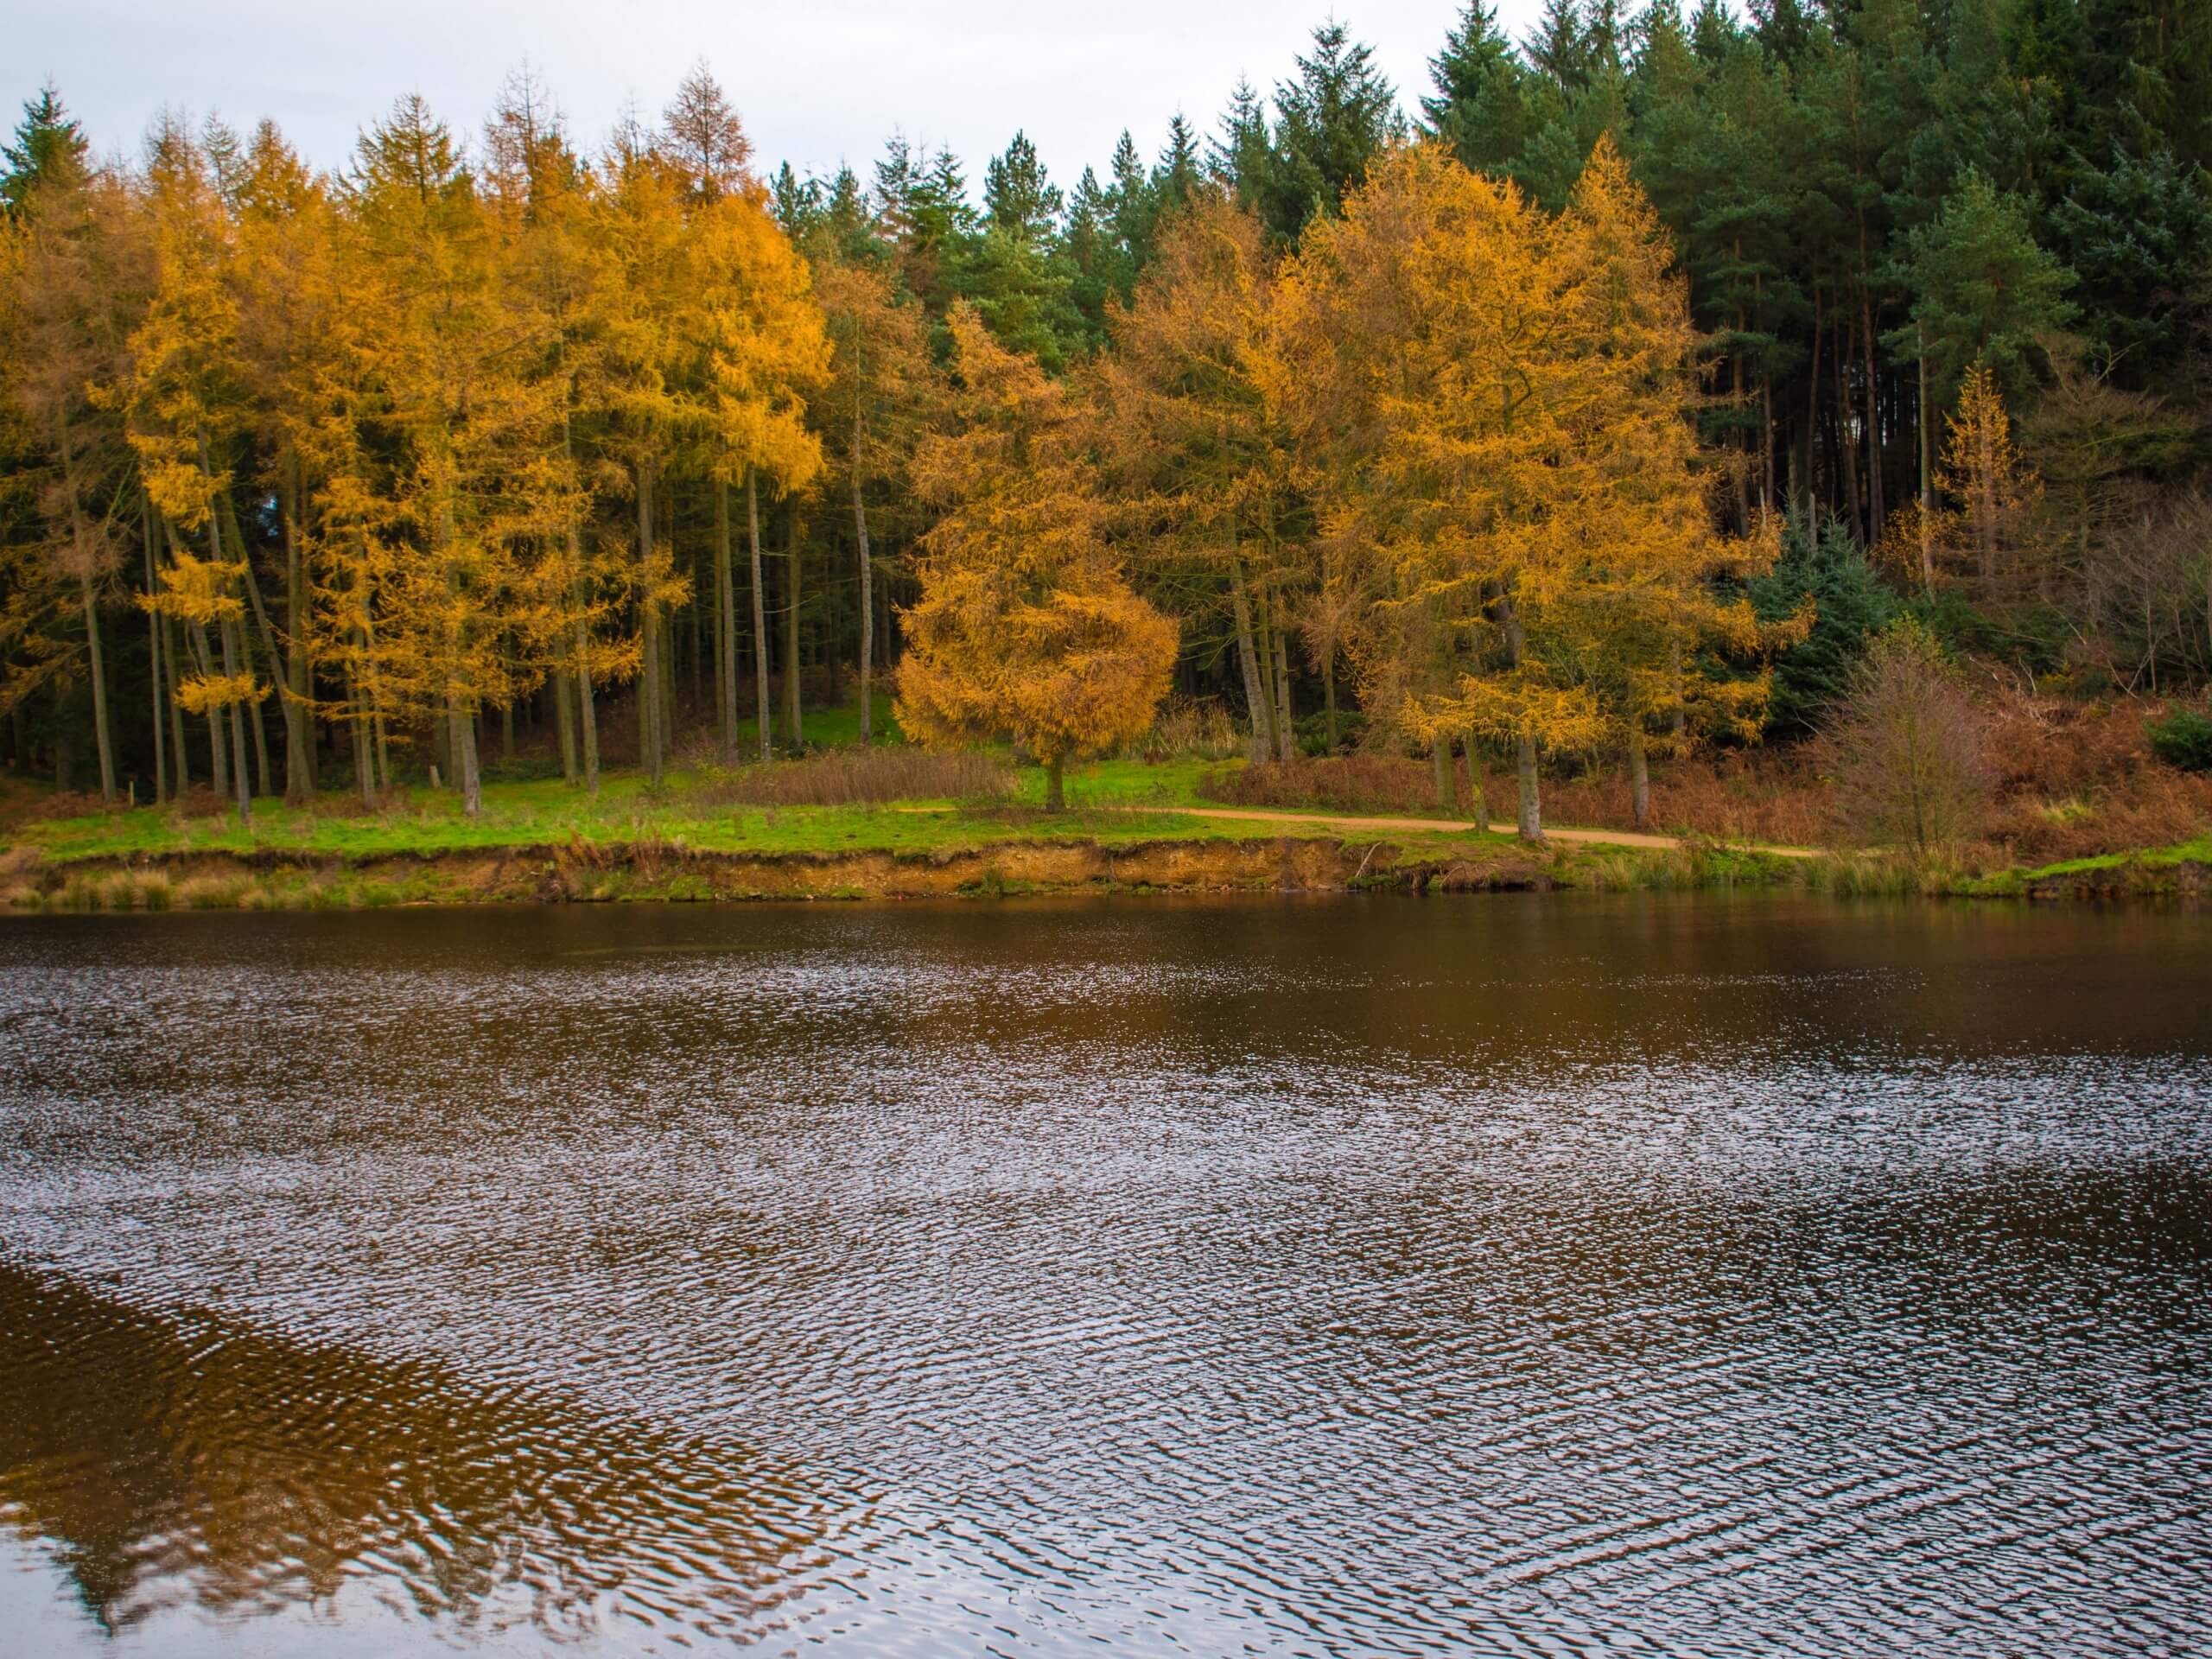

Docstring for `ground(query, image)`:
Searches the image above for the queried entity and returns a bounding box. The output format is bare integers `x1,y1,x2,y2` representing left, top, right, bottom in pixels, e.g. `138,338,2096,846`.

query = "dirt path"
898,800,1820,859
1121,804,1823,860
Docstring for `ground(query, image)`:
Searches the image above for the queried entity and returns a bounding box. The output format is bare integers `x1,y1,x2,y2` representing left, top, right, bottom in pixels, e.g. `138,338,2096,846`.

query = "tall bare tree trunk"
1044,753,1065,813
1861,282,1884,545
280,458,314,802
1501,596,1541,842
851,424,874,745
348,663,375,807
142,491,167,803
637,465,662,784
451,705,481,817
232,617,272,798
716,475,739,757
1916,327,1935,594
1228,542,1270,762
1628,727,1650,830
555,669,577,783
575,620,600,793
213,455,304,804
192,618,227,800
747,468,771,762
1516,731,1541,842
219,618,251,825
78,569,116,804
784,505,803,749
54,421,115,803
1835,310,1861,543
163,609,190,792
1804,284,1823,536
1272,611,1294,761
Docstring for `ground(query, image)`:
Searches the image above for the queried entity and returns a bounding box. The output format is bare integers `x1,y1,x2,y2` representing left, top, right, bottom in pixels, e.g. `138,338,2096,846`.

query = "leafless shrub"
1817,618,1992,858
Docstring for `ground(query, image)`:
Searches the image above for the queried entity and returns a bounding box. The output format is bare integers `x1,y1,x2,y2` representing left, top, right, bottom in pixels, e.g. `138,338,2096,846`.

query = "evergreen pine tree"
1421,2,1530,177
1,82,90,219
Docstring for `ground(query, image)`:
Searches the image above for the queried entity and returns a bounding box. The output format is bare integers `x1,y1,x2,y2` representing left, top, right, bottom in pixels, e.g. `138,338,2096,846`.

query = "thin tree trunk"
1323,645,1338,753
784,505,803,749
1836,309,1861,543
235,617,273,798
78,569,116,804
452,705,481,817
500,698,514,764
348,663,374,807
1803,283,1823,533
690,550,705,710
747,468,771,763
1516,731,1541,842
280,457,313,803
215,463,305,803
716,475,738,757
555,668,577,783
359,602,392,792
191,616,228,800
219,618,251,825
1228,543,1270,762
1272,608,1294,761
1628,728,1650,830
1044,753,1065,813
142,491,167,803
1918,326,1935,594
575,620,600,793
1500,596,1540,841
163,610,190,792
1761,374,1777,524
852,442,874,746
1860,281,1884,545
637,465,661,784
54,420,115,802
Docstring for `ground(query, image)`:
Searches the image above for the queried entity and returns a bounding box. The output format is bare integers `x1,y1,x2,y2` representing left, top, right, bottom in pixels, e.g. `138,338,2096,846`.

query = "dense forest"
3,0,2209,841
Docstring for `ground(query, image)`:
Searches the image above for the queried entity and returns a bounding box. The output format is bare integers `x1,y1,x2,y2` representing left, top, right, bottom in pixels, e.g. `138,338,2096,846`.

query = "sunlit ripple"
2,894,2208,1656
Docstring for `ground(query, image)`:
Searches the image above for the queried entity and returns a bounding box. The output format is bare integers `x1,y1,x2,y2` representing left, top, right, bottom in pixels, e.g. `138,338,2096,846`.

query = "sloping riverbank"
1,830,1815,910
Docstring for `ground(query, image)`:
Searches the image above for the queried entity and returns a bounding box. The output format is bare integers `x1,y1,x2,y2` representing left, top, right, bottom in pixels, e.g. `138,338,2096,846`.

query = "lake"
2,894,2208,1656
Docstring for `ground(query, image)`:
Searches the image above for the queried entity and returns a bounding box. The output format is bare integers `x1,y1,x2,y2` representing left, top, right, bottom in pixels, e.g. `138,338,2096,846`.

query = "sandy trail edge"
900,803,1821,860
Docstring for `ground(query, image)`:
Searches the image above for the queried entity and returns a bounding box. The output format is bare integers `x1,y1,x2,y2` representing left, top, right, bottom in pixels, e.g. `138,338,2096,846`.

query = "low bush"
1133,697,1242,761
2148,707,2212,772
691,747,1013,807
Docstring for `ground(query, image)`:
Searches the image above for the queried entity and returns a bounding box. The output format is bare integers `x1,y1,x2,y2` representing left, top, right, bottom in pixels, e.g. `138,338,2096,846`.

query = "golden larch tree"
897,307,1176,810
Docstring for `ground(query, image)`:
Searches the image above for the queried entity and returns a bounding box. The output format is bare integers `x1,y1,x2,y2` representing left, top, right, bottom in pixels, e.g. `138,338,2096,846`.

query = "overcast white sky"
10,1,1551,195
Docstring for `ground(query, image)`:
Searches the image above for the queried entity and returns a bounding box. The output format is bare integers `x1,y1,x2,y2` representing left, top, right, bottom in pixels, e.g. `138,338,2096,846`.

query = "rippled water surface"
2,894,2209,1656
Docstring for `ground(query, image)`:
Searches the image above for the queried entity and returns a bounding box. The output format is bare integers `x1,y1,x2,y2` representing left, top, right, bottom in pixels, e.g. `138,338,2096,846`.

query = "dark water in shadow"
2,894,2208,1655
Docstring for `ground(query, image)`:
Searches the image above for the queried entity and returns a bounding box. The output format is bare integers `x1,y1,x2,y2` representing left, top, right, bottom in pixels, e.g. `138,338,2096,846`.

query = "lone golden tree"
1939,363,2040,594
897,307,1176,810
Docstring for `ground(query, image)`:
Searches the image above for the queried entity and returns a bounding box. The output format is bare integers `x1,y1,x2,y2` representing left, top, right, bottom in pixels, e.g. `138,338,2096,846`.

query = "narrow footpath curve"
1119,804,1823,859
897,801,1821,859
